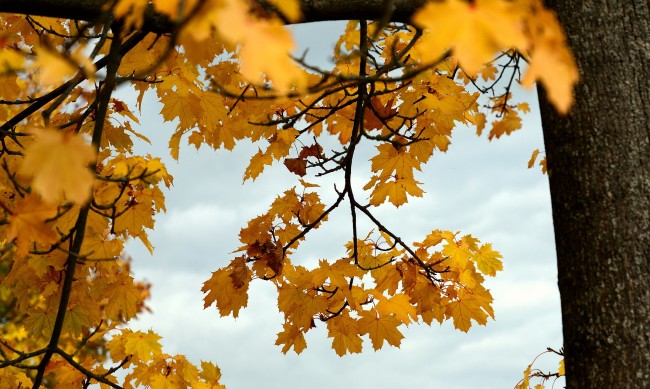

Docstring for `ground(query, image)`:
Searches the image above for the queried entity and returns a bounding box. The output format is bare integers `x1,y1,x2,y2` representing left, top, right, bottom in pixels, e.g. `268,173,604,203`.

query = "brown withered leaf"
284,158,307,177
298,144,323,159
229,256,249,289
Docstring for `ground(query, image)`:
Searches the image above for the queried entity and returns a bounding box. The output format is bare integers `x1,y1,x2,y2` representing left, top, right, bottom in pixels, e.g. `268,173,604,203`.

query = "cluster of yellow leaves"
115,0,304,92
0,0,578,385
107,329,225,388
203,172,504,355
0,14,205,385
203,182,328,317
412,0,577,113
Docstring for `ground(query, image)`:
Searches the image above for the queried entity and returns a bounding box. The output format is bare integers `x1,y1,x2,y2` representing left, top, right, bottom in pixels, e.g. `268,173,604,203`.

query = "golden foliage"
0,1,575,387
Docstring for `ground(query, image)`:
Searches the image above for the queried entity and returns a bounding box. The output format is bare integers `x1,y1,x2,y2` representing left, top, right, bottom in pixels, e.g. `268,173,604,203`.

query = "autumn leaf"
488,111,522,140
284,158,307,177
375,293,417,325
365,96,397,130
228,256,249,289
211,0,305,92
528,149,541,169
198,361,223,385
472,243,503,276
275,323,307,354
447,287,495,332
109,329,162,363
359,311,404,350
19,127,96,204
522,9,579,113
368,177,425,207
103,271,141,321
202,266,249,318
327,313,363,356
5,194,59,257
412,0,528,76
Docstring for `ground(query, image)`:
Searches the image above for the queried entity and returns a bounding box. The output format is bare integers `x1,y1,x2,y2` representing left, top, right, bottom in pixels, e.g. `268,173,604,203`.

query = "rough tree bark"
1,1,649,387
538,2,650,388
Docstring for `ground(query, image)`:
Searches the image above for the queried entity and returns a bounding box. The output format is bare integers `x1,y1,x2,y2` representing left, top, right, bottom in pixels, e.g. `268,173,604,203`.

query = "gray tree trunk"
538,2,650,388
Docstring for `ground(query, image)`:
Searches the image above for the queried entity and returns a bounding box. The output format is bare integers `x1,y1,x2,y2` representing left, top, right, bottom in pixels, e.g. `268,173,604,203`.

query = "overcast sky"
121,22,564,389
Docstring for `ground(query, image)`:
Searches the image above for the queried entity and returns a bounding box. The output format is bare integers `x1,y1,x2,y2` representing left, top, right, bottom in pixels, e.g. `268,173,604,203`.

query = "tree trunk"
538,2,650,388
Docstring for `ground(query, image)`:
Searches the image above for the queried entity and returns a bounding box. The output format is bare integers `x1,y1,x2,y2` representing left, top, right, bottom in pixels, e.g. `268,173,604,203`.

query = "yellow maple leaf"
472,243,503,276
46,359,85,386
359,311,404,350
109,329,162,363
5,194,59,257
112,198,155,236
243,148,274,182
202,266,249,317
199,361,222,383
31,45,76,87
19,127,96,204
488,110,522,140
447,287,494,332
278,284,326,330
31,44,95,87
370,143,421,180
326,313,363,356
558,358,565,376
103,271,141,321
522,8,578,114
213,0,305,92
275,323,307,354
81,229,124,260
0,48,24,72
412,0,528,76
375,293,417,325
368,177,424,207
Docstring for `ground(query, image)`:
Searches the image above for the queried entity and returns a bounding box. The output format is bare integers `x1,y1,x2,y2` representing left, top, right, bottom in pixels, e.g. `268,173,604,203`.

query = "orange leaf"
275,323,307,354
413,0,528,76
5,194,58,257
326,313,363,356
19,127,96,204
359,311,404,350
375,294,417,325
364,96,397,130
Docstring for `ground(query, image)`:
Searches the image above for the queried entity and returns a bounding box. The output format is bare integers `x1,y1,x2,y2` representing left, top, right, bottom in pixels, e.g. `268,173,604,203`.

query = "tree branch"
0,0,426,33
